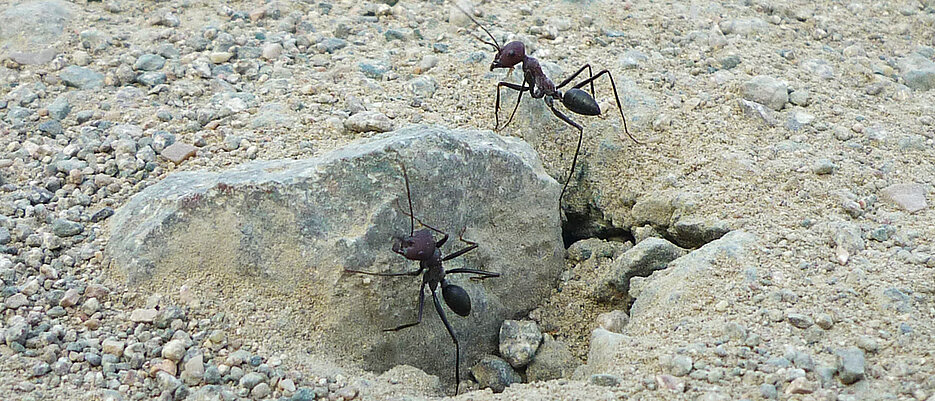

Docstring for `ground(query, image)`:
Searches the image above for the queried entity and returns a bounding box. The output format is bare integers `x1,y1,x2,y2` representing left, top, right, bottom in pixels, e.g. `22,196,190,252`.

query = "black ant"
344,158,500,394
455,4,641,207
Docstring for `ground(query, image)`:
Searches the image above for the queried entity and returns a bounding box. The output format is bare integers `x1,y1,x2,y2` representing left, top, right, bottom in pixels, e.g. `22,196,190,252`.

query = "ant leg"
445,268,500,281
442,228,477,261
556,64,595,98
496,80,529,131
544,97,585,208
394,199,450,247
432,289,460,394
571,70,640,145
344,266,424,276
397,159,416,236
383,281,426,331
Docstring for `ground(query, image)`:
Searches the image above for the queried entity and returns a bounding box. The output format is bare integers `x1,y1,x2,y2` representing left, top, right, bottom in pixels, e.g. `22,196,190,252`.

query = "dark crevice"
561,203,633,248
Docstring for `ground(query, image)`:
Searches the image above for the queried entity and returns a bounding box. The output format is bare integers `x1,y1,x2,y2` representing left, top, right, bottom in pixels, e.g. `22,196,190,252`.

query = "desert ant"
344,158,500,394
455,4,641,207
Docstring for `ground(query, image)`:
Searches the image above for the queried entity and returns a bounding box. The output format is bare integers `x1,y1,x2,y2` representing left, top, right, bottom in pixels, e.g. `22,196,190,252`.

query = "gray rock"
813,159,835,175
588,373,621,386
881,183,927,212
760,383,778,399
835,347,865,385
719,18,768,36
498,320,542,368
39,120,63,136
4,316,29,346
134,54,166,71
409,76,437,98
787,313,813,329
188,385,236,401
48,96,71,120
359,59,390,79
737,97,777,126
898,54,935,91
525,335,580,382
344,110,393,133
317,38,347,54
583,328,625,374
670,355,693,376
786,110,815,131
743,76,788,111
105,126,562,385
52,218,83,237
250,103,296,129
831,221,864,265
471,355,521,393
607,237,686,296
0,1,72,65
60,66,104,89
628,231,756,333
802,59,834,80
595,310,629,333
620,50,648,69
162,339,186,361
0,227,9,245
666,218,730,248
239,372,266,389
5,293,28,308
137,72,167,87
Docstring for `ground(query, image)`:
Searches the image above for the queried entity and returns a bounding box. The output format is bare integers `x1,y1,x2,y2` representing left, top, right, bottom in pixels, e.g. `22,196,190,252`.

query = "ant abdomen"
562,88,601,116
442,283,471,317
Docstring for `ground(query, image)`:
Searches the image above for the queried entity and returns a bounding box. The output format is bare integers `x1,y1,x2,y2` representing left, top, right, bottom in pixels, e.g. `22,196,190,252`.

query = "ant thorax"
523,56,555,98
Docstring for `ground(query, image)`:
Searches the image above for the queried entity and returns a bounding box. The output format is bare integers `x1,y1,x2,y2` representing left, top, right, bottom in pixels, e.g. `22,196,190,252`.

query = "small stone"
251,382,271,398
835,347,865,385
134,54,166,71
136,72,166,87
151,358,178,376
358,60,390,79
161,142,198,164
596,310,629,333
786,377,815,394
48,97,71,120
815,313,833,330
525,335,579,382
588,373,621,387
317,38,347,53
91,207,115,223
209,52,233,64
760,383,778,399
471,355,521,393
787,110,815,131
60,66,104,89
262,43,283,60
743,75,788,111
52,219,83,237
130,308,158,323
856,336,879,353
881,183,927,212
181,354,205,385
813,159,835,175
82,297,101,315
162,339,187,362
655,374,685,392
344,111,393,133
239,372,266,390
31,362,51,377
498,320,542,368
39,120,63,136
59,288,80,307
787,313,813,329
789,89,810,106
102,339,126,357
279,378,296,392
5,293,28,308
670,355,693,376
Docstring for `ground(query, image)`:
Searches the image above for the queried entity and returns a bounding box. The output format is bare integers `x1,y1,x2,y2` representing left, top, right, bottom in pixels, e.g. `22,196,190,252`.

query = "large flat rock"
105,125,563,385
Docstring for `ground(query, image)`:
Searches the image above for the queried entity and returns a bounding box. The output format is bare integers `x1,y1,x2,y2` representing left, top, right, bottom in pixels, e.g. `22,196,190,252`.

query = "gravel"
1,0,932,399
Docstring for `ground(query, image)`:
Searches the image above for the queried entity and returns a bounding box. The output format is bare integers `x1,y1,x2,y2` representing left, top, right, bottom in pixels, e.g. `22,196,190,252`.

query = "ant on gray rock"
455,4,641,207
344,158,499,394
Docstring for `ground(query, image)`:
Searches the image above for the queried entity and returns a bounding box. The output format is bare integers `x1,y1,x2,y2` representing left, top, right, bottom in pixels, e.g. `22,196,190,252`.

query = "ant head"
392,229,435,260
491,41,525,71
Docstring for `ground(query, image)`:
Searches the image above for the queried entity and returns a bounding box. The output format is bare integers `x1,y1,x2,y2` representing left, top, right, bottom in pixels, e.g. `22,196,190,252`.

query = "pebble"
262,43,283,60
358,60,390,79
471,356,521,393
588,373,621,387
59,288,80,307
102,339,126,357
670,355,693,376
317,38,347,53
239,372,266,389
59,66,104,89
812,159,835,175
161,142,199,164
134,54,166,71
498,320,542,368
881,183,927,212
596,310,630,333
344,111,393,133
835,347,865,385
5,293,28,308
743,75,788,111
91,207,115,223
137,72,167,87
130,308,158,323
52,218,83,237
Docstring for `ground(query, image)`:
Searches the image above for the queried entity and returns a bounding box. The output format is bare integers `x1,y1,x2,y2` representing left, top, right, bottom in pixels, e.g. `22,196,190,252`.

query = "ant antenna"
453,3,501,52
398,160,415,237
